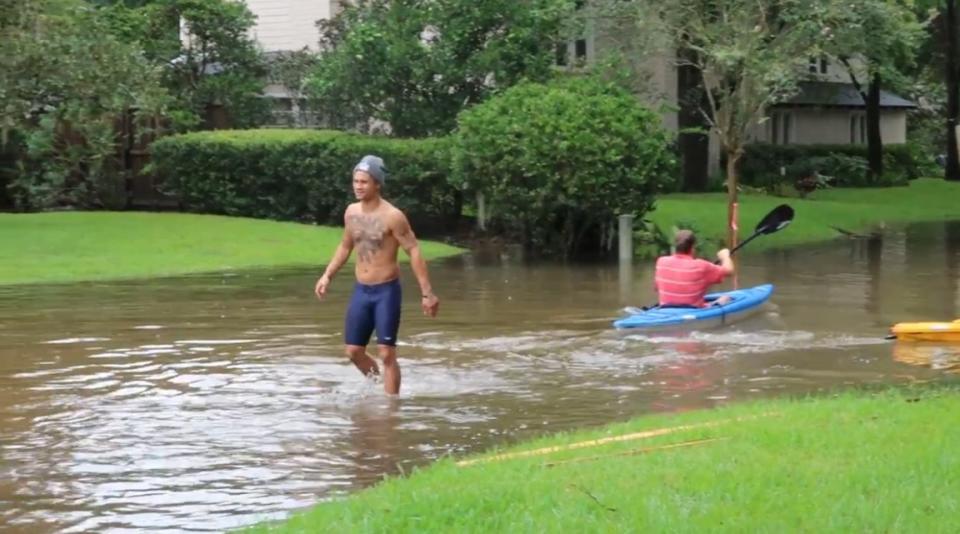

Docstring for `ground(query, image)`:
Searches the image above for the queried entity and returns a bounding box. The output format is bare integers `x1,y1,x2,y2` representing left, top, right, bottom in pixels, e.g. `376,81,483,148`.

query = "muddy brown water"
2,223,959,532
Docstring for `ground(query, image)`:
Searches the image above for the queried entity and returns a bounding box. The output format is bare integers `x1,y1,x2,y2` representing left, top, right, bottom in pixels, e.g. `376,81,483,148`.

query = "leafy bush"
99,0,270,130
740,143,923,192
453,77,676,258
150,129,461,229
11,113,135,210
3,0,172,210
886,142,938,180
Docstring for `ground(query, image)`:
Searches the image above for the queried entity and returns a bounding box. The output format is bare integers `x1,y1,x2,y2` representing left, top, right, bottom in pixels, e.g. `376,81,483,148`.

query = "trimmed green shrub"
452,77,676,258
740,143,926,191
150,129,461,229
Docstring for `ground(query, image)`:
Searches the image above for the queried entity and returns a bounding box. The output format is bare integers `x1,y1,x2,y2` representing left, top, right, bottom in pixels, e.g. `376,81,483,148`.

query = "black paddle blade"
756,204,794,235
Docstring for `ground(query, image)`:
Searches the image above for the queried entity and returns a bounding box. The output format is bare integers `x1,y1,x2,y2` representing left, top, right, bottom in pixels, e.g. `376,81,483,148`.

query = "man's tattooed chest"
348,214,389,262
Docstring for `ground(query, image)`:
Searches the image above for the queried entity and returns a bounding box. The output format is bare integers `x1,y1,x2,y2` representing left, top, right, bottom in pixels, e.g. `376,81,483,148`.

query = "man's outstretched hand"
315,275,330,300
421,294,439,317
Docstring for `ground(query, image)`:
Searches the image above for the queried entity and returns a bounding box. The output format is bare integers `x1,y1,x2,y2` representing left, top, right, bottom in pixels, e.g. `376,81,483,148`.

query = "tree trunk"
947,0,960,181
865,73,884,182
725,149,740,249
204,103,230,130
839,59,883,183
677,48,710,192
476,191,486,231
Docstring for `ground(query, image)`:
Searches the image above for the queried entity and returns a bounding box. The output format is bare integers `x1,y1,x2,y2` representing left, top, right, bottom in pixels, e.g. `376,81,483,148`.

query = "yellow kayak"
889,320,960,342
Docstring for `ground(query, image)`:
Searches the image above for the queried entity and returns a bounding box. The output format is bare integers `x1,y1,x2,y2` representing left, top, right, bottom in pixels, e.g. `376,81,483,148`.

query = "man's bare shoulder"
381,203,408,223
378,199,399,213
344,202,361,218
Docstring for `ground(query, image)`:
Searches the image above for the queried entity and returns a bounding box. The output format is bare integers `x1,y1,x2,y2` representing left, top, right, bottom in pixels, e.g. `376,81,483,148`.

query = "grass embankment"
651,178,960,252
1,212,464,286
249,388,960,532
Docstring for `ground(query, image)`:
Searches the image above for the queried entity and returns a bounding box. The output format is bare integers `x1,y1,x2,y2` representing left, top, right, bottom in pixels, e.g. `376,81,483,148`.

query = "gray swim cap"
353,155,387,185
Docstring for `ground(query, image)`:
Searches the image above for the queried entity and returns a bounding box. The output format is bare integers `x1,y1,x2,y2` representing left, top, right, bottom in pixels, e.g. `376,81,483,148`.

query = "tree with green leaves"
899,2,944,169
604,0,831,246
1,0,173,209
825,0,924,182
97,0,269,130
170,0,268,128
309,0,577,137
906,0,959,181
946,0,960,180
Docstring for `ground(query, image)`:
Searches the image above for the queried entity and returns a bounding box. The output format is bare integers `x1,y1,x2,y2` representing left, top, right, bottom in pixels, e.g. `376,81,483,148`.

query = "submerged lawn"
247,387,960,532
1,211,464,286
651,178,960,252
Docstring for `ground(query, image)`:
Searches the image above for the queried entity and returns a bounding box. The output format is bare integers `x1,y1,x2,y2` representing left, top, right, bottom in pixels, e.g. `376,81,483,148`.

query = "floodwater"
2,223,960,532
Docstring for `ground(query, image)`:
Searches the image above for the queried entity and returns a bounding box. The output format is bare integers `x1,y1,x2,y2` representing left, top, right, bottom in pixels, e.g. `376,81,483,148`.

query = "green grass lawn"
7,179,959,285
0,211,464,286
246,387,960,533
650,178,960,253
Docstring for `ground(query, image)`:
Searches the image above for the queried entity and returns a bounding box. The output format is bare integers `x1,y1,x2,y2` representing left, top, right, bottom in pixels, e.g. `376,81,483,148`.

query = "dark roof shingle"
775,81,916,109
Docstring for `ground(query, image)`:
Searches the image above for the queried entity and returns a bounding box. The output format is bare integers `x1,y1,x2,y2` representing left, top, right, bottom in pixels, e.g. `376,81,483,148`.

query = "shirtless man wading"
314,155,440,395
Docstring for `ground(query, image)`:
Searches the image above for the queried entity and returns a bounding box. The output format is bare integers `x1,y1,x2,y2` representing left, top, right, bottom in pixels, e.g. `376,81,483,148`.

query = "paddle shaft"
712,228,763,265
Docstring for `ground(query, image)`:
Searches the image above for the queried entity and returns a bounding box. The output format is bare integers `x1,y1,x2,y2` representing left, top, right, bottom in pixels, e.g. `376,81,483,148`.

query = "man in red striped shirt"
654,229,735,307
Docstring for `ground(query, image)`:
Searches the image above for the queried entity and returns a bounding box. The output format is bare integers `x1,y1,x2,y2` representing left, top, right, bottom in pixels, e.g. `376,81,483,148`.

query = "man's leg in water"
372,279,402,395
344,285,379,379
377,345,400,395
345,345,380,377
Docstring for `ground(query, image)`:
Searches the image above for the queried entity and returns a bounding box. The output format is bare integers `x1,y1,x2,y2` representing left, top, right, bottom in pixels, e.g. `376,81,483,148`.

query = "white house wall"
244,0,338,52
634,52,679,133
881,111,908,144
651,53,679,132
750,108,909,145
588,17,679,133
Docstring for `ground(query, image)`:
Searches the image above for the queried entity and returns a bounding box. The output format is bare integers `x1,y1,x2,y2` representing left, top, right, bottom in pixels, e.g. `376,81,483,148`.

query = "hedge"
149,129,461,229
739,143,930,190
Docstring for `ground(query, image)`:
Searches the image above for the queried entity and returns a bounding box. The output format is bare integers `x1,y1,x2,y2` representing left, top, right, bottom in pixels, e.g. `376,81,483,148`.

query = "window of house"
554,0,589,67
808,56,828,74
850,113,866,144
575,39,587,60
555,38,591,67
769,111,793,145
555,43,568,66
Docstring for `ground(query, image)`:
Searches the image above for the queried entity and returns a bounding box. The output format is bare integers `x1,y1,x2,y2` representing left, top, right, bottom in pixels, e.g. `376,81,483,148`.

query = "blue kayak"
613,284,774,331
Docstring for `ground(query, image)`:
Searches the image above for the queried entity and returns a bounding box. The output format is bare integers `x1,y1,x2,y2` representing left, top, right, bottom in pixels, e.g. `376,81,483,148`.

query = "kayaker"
314,155,441,395
654,229,735,308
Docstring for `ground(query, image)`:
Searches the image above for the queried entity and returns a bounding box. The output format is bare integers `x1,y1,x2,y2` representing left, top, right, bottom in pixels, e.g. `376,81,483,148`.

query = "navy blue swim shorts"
344,278,402,347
